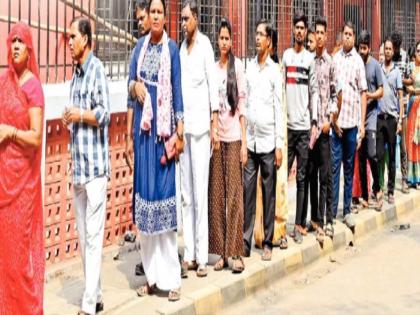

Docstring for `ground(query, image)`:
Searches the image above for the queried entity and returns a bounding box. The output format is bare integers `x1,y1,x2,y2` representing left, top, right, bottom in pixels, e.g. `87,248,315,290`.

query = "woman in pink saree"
0,23,45,315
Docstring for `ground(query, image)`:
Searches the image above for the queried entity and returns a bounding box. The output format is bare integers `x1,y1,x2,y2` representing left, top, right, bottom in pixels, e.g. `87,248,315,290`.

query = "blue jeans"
331,127,358,217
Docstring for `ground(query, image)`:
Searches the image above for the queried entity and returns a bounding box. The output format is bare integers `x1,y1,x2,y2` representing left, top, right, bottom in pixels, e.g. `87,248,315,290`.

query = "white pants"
139,231,181,290
74,175,107,314
180,132,210,265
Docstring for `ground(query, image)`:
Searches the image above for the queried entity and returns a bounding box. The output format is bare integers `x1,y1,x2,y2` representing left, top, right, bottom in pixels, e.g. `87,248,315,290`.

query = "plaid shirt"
69,52,110,185
333,48,367,128
314,49,337,135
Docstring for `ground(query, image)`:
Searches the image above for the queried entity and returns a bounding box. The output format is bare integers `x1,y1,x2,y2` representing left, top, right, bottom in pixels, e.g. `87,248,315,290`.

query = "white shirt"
246,56,285,154
180,31,219,136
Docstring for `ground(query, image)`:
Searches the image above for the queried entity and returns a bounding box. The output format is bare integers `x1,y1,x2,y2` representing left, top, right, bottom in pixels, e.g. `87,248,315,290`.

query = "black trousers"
304,133,333,227
376,114,397,195
359,130,380,201
243,150,276,251
287,129,309,226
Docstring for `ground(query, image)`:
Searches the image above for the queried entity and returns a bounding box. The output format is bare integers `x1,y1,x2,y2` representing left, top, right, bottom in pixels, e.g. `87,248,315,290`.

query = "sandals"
297,225,308,236
168,288,181,302
232,256,245,273
279,236,288,250
214,256,228,271
196,264,208,277
325,223,334,238
136,283,155,297
316,227,325,243
262,246,272,261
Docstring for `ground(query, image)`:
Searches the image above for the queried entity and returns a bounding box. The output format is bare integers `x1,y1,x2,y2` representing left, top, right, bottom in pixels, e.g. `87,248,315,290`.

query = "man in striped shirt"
283,11,318,243
331,21,367,229
62,16,110,315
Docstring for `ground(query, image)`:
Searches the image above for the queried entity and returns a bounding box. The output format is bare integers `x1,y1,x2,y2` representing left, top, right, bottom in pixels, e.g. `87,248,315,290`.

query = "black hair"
148,0,166,15
383,36,394,49
256,18,273,38
270,28,279,63
293,10,308,28
391,32,403,62
342,20,355,36
218,18,238,116
307,26,315,36
182,0,198,17
391,32,402,48
315,16,327,31
70,16,92,48
408,46,415,60
136,0,149,11
358,30,370,48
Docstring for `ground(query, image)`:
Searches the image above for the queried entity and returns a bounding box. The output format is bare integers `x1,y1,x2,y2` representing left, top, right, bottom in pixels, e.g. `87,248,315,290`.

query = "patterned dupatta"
136,31,172,138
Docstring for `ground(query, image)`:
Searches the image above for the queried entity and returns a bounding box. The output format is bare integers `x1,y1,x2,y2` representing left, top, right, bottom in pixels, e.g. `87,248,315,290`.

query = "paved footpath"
223,202,420,315
44,184,420,315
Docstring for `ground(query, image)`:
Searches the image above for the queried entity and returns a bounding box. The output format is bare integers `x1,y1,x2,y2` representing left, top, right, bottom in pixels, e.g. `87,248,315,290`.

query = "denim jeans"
331,127,358,217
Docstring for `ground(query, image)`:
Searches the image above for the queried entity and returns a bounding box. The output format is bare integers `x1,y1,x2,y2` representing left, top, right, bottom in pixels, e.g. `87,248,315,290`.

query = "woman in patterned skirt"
208,18,247,273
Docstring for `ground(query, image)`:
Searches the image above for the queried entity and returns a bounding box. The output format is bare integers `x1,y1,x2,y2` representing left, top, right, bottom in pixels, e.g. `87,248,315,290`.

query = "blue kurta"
128,37,183,235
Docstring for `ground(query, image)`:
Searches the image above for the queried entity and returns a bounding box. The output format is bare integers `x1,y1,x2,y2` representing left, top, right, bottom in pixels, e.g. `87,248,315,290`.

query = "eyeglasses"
256,31,268,37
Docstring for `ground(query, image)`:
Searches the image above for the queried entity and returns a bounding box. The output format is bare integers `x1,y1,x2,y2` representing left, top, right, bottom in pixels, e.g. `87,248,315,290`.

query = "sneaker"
344,213,356,228
96,301,104,313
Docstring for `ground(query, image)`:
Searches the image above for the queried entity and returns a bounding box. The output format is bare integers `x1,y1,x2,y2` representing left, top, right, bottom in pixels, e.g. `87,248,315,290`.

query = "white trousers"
74,175,107,314
180,132,210,265
139,231,181,290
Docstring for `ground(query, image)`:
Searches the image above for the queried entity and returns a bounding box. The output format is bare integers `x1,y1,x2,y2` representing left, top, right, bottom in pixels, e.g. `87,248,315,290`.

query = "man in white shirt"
179,0,218,277
243,19,284,261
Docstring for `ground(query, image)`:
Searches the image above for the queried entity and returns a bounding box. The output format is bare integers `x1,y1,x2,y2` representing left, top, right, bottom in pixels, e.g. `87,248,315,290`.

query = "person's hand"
62,107,81,126
359,125,366,140
175,132,184,161
407,86,415,96
125,136,134,172
211,128,220,151
0,124,13,144
333,120,343,137
322,122,330,134
309,125,318,149
134,81,146,105
275,148,282,169
397,120,402,135
240,142,248,167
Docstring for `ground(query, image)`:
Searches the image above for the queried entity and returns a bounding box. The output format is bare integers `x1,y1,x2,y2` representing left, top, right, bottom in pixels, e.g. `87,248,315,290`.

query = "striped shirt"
282,48,318,130
333,48,367,128
69,52,110,185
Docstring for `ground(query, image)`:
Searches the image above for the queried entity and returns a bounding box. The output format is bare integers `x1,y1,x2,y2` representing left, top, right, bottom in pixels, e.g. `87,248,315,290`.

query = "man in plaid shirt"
63,16,110,315
331,21,368,229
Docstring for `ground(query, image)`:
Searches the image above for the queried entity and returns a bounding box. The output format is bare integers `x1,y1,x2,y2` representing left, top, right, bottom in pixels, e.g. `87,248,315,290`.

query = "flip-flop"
168,288,181,302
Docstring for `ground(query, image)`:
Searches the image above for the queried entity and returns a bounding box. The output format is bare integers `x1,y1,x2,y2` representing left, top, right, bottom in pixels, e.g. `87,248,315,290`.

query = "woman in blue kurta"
127,0,184,301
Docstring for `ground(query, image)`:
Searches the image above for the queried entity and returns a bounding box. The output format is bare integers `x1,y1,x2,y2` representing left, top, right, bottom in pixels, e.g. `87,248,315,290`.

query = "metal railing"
0,0,419,84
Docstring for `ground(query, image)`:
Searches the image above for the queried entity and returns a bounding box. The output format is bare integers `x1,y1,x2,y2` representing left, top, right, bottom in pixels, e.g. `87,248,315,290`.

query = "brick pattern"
44,113,135,265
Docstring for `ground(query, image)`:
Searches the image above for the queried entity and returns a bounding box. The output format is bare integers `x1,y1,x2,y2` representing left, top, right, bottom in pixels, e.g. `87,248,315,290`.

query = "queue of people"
0,0,419,314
